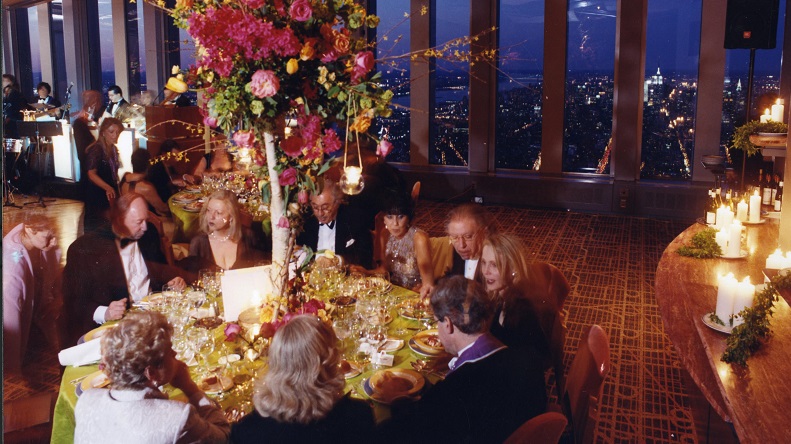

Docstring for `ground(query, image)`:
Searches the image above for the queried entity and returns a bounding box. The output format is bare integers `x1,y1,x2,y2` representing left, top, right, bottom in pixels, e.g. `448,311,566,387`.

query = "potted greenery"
730,120,788,156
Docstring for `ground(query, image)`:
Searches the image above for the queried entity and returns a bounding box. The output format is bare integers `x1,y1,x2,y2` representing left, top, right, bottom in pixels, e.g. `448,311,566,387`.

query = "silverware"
70,374,90,386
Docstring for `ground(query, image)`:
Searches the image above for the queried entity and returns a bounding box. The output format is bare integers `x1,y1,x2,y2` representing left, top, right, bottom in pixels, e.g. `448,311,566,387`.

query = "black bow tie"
320,220,336,229
119,238,138,248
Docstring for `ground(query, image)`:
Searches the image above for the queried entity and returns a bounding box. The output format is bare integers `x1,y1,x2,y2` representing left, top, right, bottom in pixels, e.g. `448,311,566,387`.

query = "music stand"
17,121,62,207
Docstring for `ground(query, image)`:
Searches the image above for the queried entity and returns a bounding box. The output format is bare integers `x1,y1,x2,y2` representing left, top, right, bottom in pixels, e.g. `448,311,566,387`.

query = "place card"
371,352,394,367
221,265,272,322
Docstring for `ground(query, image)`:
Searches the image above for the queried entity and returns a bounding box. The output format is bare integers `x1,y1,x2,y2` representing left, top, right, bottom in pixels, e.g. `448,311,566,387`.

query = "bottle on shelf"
762,172,774,205
757,168,764,201
772,174,781,205
705,189,717,225
775,181,783,212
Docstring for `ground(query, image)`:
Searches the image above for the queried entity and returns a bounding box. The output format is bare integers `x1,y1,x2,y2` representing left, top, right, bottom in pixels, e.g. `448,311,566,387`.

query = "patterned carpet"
3,198,697,443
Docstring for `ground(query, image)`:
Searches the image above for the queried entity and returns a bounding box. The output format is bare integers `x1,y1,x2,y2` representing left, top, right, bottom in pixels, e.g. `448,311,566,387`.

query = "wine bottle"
772,174,780,205
757,169,764,202
762,172,773,205
775,181,784,211
706,190,717,225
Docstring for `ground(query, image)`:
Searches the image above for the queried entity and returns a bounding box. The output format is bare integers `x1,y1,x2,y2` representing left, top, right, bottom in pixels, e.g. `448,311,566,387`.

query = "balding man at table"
445,204,498,279
62,192,190,345
381,276,547,443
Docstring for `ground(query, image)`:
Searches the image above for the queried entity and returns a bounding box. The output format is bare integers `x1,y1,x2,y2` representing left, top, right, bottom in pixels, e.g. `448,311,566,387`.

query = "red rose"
289,0,312,22
280,136,304,158
278,167,298,186
224,323,242,342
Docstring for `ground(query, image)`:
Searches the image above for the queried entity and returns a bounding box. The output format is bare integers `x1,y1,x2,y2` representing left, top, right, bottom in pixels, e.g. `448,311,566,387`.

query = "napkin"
58,339,102,367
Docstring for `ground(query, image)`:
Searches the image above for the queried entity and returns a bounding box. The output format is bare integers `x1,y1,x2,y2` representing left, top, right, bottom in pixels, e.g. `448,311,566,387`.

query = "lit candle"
727,221,742,257
736,199,748,222
761,108,772,123
715,273,738,326
251,290,262,307
715,229,729,254
732,277,755,327
749,190,761,223
766,249,785,269
771,99,785,123
716,206,733,230
344,166,362,186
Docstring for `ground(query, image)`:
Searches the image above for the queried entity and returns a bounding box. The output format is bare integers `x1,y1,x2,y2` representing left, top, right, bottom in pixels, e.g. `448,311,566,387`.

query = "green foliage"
722,271,791,366
730,120,788,157
677,228,722,258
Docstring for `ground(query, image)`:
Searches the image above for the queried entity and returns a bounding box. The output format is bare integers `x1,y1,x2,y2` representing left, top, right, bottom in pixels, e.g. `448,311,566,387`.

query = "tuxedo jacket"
33,95,61,108
296,205,373,269
449,251,466,277
61,226,187,345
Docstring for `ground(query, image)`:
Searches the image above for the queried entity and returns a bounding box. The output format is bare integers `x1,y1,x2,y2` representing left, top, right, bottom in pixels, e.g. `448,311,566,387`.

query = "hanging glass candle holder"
339,165,365,195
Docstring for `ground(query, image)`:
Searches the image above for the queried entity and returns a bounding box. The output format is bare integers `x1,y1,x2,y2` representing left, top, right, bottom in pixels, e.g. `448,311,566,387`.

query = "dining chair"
504,411,568,444
411,180,421,203
561,324,610,444
429,236,454,278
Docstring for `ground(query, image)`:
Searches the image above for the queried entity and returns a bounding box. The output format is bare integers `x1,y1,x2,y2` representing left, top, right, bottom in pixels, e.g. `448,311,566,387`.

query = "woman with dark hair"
187,189,263,271
74,311,230,443
231,315,374,443
351,193,434,297
120,148,170,216
83,117,124,227
2,211,61,373
72,90,104,178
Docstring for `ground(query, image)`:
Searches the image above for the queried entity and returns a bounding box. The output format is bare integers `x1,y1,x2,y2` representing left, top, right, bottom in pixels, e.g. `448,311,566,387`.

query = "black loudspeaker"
724,0,780,49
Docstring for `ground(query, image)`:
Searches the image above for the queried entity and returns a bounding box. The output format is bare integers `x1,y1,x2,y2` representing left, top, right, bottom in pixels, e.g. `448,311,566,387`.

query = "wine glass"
187,290,207,311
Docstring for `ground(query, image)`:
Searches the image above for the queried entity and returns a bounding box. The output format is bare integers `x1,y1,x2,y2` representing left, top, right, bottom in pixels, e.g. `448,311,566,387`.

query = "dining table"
655,216,791,442
168,192,271,244
50,284,445,444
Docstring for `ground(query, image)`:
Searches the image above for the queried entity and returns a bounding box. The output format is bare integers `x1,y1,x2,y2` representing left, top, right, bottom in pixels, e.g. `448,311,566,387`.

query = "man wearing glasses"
445,204,498,279
297,178,374,268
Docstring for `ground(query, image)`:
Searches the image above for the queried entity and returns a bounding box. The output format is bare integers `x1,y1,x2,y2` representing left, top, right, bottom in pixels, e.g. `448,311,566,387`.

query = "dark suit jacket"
449,251,466,277
61,226,186,345
382,344,547,443
296,205,373,268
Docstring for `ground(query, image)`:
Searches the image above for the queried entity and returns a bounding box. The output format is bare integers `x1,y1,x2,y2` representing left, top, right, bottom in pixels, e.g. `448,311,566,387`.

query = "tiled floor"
3,197,700,443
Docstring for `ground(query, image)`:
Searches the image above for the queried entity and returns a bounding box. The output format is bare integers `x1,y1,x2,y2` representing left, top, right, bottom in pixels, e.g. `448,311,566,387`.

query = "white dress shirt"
92,240,150,324
464,258,479,279
317,222,337,252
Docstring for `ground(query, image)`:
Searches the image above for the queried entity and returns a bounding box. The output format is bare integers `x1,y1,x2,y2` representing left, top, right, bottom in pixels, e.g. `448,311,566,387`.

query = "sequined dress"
385,226,423,289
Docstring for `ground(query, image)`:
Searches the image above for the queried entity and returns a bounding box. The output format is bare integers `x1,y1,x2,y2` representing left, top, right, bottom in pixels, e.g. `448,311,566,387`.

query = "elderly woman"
84,117,124,226
187,190,263,271
74,311,230,443
351,193,434,297
2,212,61,374
476,233,569,365
231,315,374,443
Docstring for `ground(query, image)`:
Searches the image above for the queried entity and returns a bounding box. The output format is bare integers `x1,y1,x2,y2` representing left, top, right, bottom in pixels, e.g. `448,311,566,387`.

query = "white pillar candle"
736,200,748,222
761,108,772,123
715,273,738,326
727,222,742,257
732,277,755,327
716,206,733,230
771,99,785,123
715,230,729,255
766,249,786,269
749,191,762,223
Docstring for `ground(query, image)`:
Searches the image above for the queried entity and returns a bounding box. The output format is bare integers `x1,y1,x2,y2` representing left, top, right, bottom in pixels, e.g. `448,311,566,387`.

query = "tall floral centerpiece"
165,0,393,299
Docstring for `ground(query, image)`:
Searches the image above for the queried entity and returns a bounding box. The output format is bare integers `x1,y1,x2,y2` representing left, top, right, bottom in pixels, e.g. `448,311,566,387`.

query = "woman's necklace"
210,231,231,242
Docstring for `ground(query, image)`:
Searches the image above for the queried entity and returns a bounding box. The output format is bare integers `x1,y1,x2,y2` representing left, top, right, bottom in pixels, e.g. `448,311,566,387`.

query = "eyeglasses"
448,232,479,245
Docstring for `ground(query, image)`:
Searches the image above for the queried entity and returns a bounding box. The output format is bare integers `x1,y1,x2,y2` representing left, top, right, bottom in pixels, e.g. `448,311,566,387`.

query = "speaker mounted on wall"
724,0,780,49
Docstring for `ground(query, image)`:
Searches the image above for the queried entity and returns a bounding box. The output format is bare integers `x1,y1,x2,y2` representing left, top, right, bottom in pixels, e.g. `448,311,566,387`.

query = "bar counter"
655,218,790,442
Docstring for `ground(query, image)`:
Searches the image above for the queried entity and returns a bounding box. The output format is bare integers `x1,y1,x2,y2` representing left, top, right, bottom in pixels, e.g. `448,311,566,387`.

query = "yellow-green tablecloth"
168,195,201,243
51,286,440,443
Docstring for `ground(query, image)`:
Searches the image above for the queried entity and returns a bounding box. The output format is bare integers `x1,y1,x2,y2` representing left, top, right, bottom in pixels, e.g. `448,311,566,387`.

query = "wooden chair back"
563,324,610,444
411,181,421,203
504,411,568,444
528,262,571,394
429,236,454,278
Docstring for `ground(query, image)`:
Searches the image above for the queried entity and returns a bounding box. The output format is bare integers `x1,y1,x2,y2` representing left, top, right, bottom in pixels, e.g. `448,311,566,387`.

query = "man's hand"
168,277,186,291
105,298,128,321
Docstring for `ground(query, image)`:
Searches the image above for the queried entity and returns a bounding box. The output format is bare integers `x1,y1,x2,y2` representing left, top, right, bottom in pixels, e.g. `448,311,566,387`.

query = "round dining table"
50,285,444,444
168,193,271,244
655,217,791,442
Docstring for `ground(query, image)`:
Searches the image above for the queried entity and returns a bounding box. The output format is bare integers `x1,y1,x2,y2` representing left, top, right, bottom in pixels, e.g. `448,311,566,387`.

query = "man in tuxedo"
296,178,373,268
445,203,498,278
381,276,547,443
62,192,189,345
104,84,130,121
33,82,61,109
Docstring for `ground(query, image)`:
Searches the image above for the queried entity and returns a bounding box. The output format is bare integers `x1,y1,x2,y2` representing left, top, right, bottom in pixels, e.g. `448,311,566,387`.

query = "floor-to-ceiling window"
495,0,545,171
99,0,115,91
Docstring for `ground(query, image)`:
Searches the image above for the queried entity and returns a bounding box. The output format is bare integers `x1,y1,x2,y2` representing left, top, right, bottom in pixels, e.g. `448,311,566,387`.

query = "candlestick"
749,191,761,223
771,99,785,123
732,277,755,327
715,273,738,326
736,199,748,222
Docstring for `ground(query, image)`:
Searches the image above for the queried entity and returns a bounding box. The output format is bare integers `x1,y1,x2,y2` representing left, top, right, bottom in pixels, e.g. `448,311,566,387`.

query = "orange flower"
286,58,299,74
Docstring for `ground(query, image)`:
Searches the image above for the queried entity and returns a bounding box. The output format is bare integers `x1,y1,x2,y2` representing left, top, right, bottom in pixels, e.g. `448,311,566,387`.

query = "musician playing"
32,82,62,113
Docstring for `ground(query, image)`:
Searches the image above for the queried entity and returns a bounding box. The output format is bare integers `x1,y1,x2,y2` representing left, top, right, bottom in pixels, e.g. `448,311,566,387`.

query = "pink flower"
321,129,342,154
233,130,256,148
289,0,312,22
224,323,242,342
376,138,393,157
280,136,304,158
278,167,298,186
276,216,290,229
297,189,309,204
203,115,218,128
351,51,375,84
243,0,265,9
250,69,280,98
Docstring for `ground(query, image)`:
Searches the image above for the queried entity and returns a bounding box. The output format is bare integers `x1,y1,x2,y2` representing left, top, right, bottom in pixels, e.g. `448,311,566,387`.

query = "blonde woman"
84,117,124,226
74,311,230,443
231,315,374,443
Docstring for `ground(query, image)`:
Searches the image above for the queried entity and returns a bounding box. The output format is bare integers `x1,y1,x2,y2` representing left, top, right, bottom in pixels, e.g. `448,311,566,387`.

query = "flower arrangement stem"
264,131,288,299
